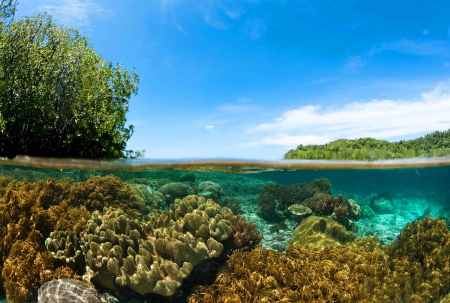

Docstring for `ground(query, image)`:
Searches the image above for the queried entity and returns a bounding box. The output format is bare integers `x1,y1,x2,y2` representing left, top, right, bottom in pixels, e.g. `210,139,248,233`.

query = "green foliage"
0,0,17,30
284,130,450,160
0,13,139,158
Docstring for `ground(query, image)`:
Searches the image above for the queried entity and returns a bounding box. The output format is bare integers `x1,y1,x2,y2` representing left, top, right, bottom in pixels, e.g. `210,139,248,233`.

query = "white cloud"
376,39,450,57
345,38,450,72
218,98,260,114
246,17,267,40
219,103,259,114
246,82,450,148
243,134,330,148
310,76,340,84
204,125,214,130
37,0,112,27
344,55,366,73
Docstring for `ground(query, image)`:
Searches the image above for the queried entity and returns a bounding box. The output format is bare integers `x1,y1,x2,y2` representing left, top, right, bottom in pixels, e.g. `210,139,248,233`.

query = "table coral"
79,195,233,296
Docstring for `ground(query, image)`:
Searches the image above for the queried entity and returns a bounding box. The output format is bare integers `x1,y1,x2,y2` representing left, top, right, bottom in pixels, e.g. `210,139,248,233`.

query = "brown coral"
306,193,359,230
68,175,144,218
221,213,263,252
0,175,141,302
256,178,332,221
189,217,450,303
188,238,388,303
2,231,55,303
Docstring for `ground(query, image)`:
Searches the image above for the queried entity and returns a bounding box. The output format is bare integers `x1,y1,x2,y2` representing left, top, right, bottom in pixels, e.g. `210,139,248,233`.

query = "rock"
287,215,356,250
38,279,101,303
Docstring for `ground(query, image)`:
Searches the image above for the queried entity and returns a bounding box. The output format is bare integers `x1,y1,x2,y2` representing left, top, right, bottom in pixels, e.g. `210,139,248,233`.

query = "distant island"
284,130,450,161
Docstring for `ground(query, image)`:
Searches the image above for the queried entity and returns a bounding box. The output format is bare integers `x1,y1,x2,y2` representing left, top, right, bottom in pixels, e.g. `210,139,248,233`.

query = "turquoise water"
0,156,449,302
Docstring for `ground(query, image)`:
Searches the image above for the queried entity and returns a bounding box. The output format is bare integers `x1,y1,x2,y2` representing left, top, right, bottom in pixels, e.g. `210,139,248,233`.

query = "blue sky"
16,0,450,159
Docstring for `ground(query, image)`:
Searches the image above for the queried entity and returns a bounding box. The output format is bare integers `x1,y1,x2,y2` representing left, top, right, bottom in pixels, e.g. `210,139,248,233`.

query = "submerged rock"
287,215,356,250
38,279,101,303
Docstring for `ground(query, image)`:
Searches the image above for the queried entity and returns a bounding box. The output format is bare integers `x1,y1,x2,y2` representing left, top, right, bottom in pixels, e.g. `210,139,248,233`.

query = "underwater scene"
0,157,449,303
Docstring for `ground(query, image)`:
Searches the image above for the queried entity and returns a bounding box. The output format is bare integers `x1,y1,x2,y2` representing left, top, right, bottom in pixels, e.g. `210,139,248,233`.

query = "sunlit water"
0,156,449,302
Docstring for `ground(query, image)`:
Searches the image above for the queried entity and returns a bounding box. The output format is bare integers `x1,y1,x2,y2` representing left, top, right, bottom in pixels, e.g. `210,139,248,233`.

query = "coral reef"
189,217,450,303
79,195,233,296
306,193,359,230
188,238,388,303
2,231,55,303
197,181,224,199
286,204,312,221
0,175,144,302
370,190,394,214
269,220,288,233
382,217,450,300
256,178,332,221
158,182,194,204
221,213,263,252
68,175,144,218
287,215,356,250
45,231,84,270
216,197,242,215
38,278,101,303
128,183,167,214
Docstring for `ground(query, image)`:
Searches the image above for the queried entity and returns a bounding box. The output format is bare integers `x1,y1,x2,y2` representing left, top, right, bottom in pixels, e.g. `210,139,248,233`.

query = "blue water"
0,156,449,302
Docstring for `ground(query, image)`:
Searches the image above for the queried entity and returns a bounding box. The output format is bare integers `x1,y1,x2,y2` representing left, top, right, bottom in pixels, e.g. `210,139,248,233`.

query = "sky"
15,0,450,160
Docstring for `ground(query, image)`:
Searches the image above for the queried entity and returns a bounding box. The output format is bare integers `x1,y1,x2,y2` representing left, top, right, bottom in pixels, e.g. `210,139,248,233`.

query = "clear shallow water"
1,156,450,302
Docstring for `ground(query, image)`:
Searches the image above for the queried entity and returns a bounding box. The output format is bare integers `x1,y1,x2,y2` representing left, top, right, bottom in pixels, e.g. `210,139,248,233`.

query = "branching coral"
221,213,263,252
2,231,55,303
256,178,332,221
79,195,233,296
189,217,450,303
188,238,388,303
68,175,144,218
381,217,450,300
306,193,360,230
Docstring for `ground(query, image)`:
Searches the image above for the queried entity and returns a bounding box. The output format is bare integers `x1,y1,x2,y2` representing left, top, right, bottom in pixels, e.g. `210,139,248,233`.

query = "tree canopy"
0,0,17,29
284,130,450,161
0,13,139,158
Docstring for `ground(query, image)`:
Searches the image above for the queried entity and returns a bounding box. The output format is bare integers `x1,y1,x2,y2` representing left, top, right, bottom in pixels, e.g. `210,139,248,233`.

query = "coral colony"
0,170,448,303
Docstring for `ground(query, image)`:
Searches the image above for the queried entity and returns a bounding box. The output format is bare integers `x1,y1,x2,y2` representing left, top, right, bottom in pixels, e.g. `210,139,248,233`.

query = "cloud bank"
247,82,450,148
